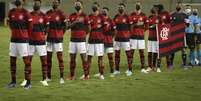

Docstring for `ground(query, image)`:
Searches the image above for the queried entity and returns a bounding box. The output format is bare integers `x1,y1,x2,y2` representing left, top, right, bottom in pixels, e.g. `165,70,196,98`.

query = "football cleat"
23,83,31,90
146,67,152,72
126,71,132,76
60,78,65,84
20,79,27,87
99,75,105,80
156,68,162,73
40,80,48,86
113,70,120,75
7,82,16,88
141,69,149,74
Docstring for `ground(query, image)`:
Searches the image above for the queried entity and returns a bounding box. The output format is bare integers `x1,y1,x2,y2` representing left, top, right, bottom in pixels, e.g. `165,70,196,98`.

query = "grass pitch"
0,26,201,101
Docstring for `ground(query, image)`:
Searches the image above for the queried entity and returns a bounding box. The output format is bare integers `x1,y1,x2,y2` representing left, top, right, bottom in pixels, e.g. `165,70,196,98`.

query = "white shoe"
46,78,51,82
141,69,148,74
156,68,162,73
99,75,104,80
20,79,27,87
79,75,85,79
110,73,115,78
146,67,152,72
40,80,48,86
195,58,199,65
94,73,100,77
126,71,132,76
113,70,120,75
60,78,65,84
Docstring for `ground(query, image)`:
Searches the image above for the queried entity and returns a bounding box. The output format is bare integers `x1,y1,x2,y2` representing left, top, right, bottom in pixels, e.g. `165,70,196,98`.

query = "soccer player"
155,4,172,72
185,5,198,66
198,16,201,66
23,0,48,86
7,0,32,89
67,0,89,80
46,0,67,84
113,3,132,76
192,9,201,66
130,2,148,73
101,7,115,77
87,2,105,80
146,7,159,72
169,2,188,69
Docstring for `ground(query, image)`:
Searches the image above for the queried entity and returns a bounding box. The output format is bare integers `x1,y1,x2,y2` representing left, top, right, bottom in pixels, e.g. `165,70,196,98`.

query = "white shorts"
147,41,158,53
46,42,63,52
69,42,87,54
87,44,104,56
130,39,145,49
114,41,130,51
9,42,29,57
29,45,47,56
105,47,114,54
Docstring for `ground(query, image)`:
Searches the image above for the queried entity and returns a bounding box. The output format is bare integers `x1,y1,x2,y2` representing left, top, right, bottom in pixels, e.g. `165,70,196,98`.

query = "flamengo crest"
160,26,170,40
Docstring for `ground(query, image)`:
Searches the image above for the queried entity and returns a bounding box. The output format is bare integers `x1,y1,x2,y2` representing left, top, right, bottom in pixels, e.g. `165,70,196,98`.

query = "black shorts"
196,34,201,44
186,33,196,49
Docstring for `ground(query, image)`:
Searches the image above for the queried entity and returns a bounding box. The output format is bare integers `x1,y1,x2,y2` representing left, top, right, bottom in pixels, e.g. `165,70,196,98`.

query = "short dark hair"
103,7,109,11
76,0,83,4
93,2,100,7
34,0,41,3
119,3,126,7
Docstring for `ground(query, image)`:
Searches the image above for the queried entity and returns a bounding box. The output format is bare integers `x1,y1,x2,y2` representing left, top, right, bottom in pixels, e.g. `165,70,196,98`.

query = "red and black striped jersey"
8,8,32,43
130,11,148,39
88,14,104,43
29,11,47,45
102,15,114,47
148,15,159,41
113,13,131,42
46,9,66,43
68,12,89,42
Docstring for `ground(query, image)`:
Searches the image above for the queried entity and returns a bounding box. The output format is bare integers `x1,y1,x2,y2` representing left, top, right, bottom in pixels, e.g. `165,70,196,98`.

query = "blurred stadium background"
0,0,201,25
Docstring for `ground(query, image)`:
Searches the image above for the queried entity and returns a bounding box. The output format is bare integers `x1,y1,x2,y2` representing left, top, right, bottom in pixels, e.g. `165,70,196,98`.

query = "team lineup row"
6,0,201,90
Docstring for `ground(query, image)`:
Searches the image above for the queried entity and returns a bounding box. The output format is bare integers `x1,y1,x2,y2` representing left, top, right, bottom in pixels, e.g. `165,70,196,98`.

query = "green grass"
0,26,201,101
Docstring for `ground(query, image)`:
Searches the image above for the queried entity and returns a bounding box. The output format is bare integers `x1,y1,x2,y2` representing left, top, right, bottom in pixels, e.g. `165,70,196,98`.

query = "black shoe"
23,83,31,90
7,82,16,88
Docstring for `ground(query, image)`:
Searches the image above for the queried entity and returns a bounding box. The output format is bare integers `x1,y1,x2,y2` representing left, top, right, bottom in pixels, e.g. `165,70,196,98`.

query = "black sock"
182,54,187,65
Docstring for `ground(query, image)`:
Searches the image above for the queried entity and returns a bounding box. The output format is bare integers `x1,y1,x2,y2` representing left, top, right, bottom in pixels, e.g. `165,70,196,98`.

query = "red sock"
148,52,153,68
108,53,114,73
70,59,76,77
115,50,120,71
47,52,52,79
139,49,145,69
23,56,31,82
126,50,132,71
41,56,47,80
98,56,104,75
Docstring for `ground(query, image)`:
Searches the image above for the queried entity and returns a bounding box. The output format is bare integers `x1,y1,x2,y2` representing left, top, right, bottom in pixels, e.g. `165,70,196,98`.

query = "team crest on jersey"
19,15,24,20
160,27,170,40
97,19,101,23
39,18,44,23
162,16,166,19
139,17,143,21
122,18,126,23
56,16,60,21
11,15,15,18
